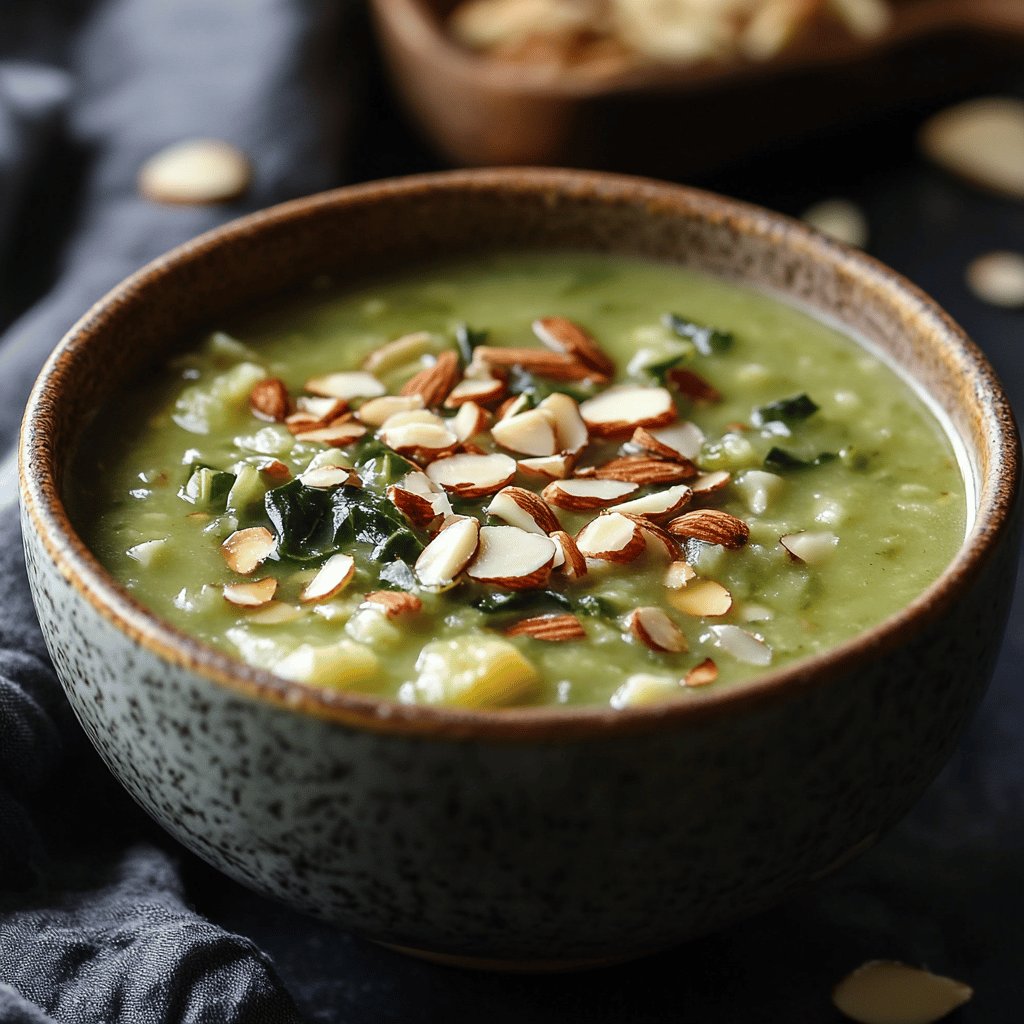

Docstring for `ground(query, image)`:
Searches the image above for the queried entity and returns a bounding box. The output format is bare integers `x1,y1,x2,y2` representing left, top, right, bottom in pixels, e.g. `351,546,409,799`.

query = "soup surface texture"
73,253,967,709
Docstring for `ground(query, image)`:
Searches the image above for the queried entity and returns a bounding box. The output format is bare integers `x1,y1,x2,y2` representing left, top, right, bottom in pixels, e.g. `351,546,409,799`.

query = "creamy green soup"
71,253,967,709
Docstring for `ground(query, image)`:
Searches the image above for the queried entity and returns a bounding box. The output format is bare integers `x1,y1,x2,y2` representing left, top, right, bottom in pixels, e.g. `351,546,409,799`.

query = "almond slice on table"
575,512,645,563
517,453,575,481
387,470,452,529
377,422,459,463
249,378,291,422
780,531,839,565
415,516,481,589
532,316,615,378
486,486,561,535
626,606,688,653
305,371,386,401
362,331,435,374
690,471,732,497
664,560,697,589
444,376,506,407
592,455,694,485
621,514,678,561
684,658,719,687
221,527,276,574
632,422,704,463
579,385,676,437
666,367,722,404
399,350,460,407
667,577,733,617
139,139,251,205
609,484,693,521
300,553,356,603
536,392,588,455
465,525,556,590
294,420,367,447
472,346,605,383
491,408,557,456
450,401,490,442
832,960,973,1024
299,465,360,489
550,530,587,579
356,394,425,427
667,509,750,549
505,613,586,642
426,452,517,500
707,624,771,666
362,590,423,618
223,577,278,608
542,478,638,511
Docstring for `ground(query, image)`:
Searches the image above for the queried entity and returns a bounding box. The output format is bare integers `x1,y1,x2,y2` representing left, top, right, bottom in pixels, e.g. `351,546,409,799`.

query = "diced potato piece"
126,538,169,567
273,641,379,689
345,606,404,647
734,469,784,515
226,463,267,514
173,361,267,435
411,636,539,708
611,673,682,709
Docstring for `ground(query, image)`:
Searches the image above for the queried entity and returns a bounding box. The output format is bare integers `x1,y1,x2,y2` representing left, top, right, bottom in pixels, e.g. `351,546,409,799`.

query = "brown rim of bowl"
19,168,1021,742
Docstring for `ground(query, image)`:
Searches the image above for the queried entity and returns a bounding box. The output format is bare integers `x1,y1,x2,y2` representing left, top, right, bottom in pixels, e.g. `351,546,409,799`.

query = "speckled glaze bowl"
19,170,1020,969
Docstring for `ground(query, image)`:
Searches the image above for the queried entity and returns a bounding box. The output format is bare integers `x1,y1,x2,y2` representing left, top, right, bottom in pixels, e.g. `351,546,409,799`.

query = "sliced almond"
497,393,532,421
415,515,480,589
138,139,251,205
250,378,291,422
691,471,732,496
248,601,304,624
780,530,839,565
575,512,645,563
378,422,459,463
622,515,678,561
667,509,749,549
486,486,561,535
632,422,704,463
593,455,694,485
379,409,445,430
223,577,278,608
536,392,589,455
667,577,733,617
221,527,276,575
473,346,605,383
626,606,687,653
356,393,425,427
444,376,506,407
426,452,517,500
491,408,557,456
465,525,555,590
387,470,453,530
362,331,435,374
399,350,460,407
579,385,676,437
707,624,771,666
300,553,356,603
832,960,973,1024
258,459,292,483
294,420,367,447
666,367,722,404
517,453,575,481
550,529,587,579
532,316,615,378
684,658,718,687
542,478,638,511
450,401,490,442
664,560,697,589
286,398,348,434
505,613,586,642
305,371,386,401
299,465,360,489
362,590,423,618
609,484,693,521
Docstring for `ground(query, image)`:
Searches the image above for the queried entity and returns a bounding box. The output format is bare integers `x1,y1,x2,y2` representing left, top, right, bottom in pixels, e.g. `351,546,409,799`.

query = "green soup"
71,253,967,709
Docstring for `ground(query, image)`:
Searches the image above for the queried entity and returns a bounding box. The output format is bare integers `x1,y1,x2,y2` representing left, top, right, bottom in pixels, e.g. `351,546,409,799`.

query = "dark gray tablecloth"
2,3,1023,1021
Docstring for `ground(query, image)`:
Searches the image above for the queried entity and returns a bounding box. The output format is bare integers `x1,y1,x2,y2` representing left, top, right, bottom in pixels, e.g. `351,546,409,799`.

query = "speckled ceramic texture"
19,170,1021,965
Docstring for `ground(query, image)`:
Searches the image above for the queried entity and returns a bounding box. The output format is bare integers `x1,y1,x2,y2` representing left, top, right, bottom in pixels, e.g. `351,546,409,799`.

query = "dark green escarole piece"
764,447,838,471
753,393,819,426
178,464,235,510
663,313,734,356
505,365,594,404
264,479,423,565
351,438,414,488
473,588,620,621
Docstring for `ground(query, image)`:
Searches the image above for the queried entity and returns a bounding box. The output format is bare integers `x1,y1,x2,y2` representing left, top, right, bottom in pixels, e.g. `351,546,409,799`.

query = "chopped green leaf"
663,313,734,356
178,464,236,510
753,393,819,426
506,366,593,403
764,447,838,471
455,323,488,366
473,590,574,615
351,438,414,488
573,593,619,618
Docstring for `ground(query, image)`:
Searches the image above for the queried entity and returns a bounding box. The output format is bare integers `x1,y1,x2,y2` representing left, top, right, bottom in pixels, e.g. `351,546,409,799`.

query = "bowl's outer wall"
21,173,1022,959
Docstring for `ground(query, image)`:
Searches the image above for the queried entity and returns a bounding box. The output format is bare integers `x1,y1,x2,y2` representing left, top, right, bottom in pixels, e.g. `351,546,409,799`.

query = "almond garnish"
536,392,588,455
609,484,693,521
415,515,480,589
305,371,386,401
690,471,732,496
626,606,687,653
666,367,722,404
223,577,278,607
356,394,425,427
532,316,615,378
667,577,733,617
378,421,459,463
491,408,557,456
293,420,367,447
426,452,517,500
621,514,678,561
505,613,586,642
832,961,973,1024
465,525,556,589
450,401,490,442
258,459,292,483
579,385,676,437
550,529,587,579
667,509,749,549
517,453,575,481
221,527,276,575
299,465,361,489
473,346,605,383
379,409,445,430
631,422,704,463
575,512,645,563
497,393,532,421
780,531,839,565
249,378,291,422
286,397,348,434
664,560,697,589
300,553,356,603
399,350,460,406
592,455,694,485
486,486,561,535
363,590,423,618
362,331,435,374
707,624,771,666
444,376,506,407
684,658,719,687
542,478,638,511
387,471,452,530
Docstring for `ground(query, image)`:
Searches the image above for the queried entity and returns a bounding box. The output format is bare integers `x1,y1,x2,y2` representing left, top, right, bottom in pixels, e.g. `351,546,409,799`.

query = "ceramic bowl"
19,169,1020,969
